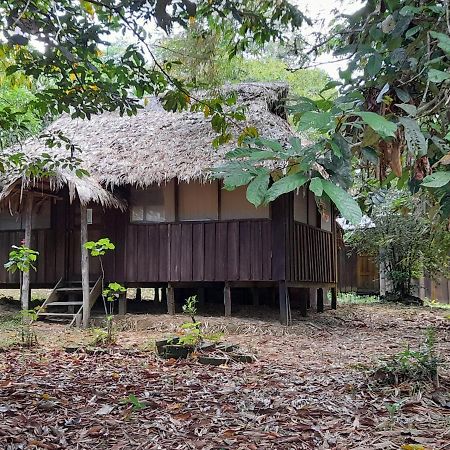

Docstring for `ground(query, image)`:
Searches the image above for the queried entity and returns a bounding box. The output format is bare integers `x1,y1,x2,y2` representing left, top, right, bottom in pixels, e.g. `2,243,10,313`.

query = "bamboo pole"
20,193,33,311
80,204,90,328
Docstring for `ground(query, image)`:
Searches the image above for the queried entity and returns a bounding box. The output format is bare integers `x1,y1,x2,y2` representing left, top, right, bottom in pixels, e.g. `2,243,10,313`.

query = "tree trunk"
20,193,33,311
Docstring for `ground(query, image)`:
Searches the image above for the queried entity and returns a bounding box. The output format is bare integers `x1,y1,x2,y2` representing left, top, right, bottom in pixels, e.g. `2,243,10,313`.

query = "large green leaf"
297,111,334,132
428,68,450,83
398,117,427,156
430,31,450,54
355,112,398,139
321,180,362,225
309,177,323,196
246,173,270,206
421,172,450,188
265,173,308,203
223,172,254,190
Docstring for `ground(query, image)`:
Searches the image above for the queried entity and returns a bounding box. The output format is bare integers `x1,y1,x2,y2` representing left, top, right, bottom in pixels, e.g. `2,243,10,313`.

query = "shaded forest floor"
0,303,450,449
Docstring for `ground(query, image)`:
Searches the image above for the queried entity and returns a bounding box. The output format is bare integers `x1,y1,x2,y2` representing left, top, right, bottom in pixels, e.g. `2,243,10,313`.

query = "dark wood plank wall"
117,219,272,283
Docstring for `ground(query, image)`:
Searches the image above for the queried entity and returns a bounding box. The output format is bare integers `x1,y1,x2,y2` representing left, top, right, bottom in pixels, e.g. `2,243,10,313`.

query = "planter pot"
198,356,229,366
230,354,256,363
156,337,179,355
161,344,193,359
216,343,237,353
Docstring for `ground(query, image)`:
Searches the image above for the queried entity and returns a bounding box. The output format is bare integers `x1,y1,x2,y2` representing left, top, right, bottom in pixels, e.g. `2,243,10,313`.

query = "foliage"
91,327,116,346
120,394,146,412
373,328,440,385
346,190,450,299
4,244,39,273
182,295,198,321
84,238,115,257
338,292,380,305
212,135,362,224
0,0,306,152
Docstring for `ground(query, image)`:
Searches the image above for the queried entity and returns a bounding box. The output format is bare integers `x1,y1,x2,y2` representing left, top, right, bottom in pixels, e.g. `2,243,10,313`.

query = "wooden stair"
36,277,102,327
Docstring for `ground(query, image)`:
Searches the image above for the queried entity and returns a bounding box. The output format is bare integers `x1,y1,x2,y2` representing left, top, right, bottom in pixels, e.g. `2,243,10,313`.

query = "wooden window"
220,186,269,220
0,201,51,231
178,181,218,221
129,182,175,223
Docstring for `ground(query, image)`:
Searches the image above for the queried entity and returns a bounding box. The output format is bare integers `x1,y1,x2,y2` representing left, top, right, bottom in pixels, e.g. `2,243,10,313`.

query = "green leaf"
309,178,323,196
355,112,397,139
365,53,383,77
398,117,427,156
430,31,450,54
265,173,308,203
297,111,333,132
422,172,450,188
223,172,254,190
395,103,417,116
321,180,362,225
246,173,270,207
428,68,450,83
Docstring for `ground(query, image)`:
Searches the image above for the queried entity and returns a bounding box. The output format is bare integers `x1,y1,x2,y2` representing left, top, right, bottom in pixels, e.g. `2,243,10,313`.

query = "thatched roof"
13,83,293,189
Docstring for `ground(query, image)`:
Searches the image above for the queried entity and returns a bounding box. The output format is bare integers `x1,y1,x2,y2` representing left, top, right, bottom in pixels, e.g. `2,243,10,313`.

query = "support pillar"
331,287,337,310
118,292,127,315
309,288,317,311
80,204,90,328
198,287,205,307
20,193,33,311
154,287,160,302
167,284,175,315
251,288,259,306
224,283,231,317
317,288,324,313
135,287,142,301
161,286,167,304
278,281,290,325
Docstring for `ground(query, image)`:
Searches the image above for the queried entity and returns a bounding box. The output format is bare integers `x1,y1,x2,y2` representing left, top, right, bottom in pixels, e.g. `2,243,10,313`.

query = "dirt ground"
0,302,449,449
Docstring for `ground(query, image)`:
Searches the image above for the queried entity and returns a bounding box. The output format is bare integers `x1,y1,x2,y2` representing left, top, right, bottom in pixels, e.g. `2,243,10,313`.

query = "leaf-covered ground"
0,303,449,449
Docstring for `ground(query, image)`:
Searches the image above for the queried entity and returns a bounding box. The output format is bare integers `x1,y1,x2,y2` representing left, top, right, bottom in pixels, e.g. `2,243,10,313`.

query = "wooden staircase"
36,277,102,327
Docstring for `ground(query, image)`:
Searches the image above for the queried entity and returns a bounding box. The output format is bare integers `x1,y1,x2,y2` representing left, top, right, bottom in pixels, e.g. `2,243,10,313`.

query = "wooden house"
0,83,338,325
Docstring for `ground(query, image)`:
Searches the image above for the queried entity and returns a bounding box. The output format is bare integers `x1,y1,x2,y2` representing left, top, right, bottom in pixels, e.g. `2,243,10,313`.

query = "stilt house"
0,83,338,325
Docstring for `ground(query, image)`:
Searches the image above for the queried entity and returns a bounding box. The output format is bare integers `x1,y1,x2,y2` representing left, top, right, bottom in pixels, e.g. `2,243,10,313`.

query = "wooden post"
278,281,290,325
20,193,33,311
317,288,324,313
135,287,142,301
167,284,175,315
309,288,317,311
161,286,167,305
331,287,337,310
251,287,259,306
80,204,90,328
224,283,231,317
118,292,127,315
154,287,160,302
198,287,205,307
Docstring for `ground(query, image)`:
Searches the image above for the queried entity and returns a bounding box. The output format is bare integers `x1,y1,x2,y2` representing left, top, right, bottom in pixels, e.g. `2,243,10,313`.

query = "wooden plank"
137,225,148,282
192,223,204,281
158,224,169,282
250,221,263,280
262,221,272,280
147,225,160,281
239,221,251,280
180,223,193,281
317,287,324,313
169,224,181,281
126,225,137,282
331,286,337,309
215,222,228,280
278,281,290,325
227,221,239,281
204,223,216,281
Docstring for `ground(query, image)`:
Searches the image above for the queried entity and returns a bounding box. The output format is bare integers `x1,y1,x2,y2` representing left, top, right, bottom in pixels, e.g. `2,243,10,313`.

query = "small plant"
182,295,198,322
84,237,115,256
20,308,39,347
385,401,402,422
373,328,440,386
120,394,146,411
4,244,39,273
100,282,126,345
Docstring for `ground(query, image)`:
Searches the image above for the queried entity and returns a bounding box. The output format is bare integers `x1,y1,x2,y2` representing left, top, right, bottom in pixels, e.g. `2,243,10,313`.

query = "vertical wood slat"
158,224,169,282
239,221,251,280
204,222,216,281
192,223,204,281
170,223,182,281
215,222,228,280
180,223,193,281
227,221,239,281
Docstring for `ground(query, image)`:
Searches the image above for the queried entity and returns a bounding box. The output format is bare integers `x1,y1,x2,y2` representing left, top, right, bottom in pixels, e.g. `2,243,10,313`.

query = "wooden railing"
292,222,335,283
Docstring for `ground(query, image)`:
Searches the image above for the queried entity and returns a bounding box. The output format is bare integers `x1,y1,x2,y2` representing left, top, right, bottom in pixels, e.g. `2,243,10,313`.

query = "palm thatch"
1,83,294,206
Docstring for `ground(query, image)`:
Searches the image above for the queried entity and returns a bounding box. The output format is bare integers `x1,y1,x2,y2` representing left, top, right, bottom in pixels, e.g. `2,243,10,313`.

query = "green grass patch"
338,292,380,305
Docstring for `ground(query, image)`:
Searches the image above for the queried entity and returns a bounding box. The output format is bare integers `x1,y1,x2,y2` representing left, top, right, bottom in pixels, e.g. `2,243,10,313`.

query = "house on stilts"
0,83,338,325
